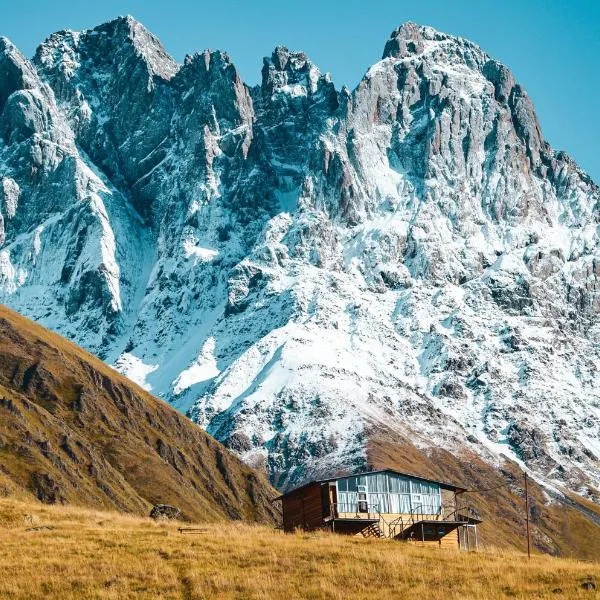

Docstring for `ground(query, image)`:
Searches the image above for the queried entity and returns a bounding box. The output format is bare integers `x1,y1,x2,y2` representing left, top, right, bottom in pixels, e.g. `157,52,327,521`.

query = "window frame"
334,472,443,516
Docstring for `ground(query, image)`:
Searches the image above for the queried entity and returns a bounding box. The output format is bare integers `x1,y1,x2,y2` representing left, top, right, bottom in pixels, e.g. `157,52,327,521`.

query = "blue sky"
3,0,599,181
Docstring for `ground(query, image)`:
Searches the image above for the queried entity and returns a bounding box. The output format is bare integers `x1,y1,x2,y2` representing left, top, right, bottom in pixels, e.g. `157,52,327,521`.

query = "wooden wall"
441,488,458,518
282,483,325,532
409,529,459,549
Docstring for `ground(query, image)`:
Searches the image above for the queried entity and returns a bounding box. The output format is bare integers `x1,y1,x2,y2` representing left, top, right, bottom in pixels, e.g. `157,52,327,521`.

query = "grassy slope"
0,498,598,600
0,304,278,523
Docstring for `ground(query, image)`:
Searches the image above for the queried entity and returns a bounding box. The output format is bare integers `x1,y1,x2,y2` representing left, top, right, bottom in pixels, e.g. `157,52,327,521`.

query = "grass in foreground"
0,499,598,600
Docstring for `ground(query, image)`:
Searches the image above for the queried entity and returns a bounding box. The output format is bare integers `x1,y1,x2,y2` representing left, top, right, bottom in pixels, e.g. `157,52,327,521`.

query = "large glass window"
335,472,442,515
345,476,360,492
388,475,410,494
365,473,389,512
410,479,441,514
389,492,411,513
336,477,357,512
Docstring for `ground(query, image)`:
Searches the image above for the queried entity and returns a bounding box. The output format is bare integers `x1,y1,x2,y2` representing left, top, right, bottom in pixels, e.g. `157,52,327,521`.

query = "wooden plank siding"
282,483,325,532
409,529,459,549
438,529,459,549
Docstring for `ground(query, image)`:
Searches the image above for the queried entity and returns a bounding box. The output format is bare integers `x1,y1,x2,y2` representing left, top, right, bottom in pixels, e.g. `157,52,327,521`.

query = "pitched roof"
273,468,467,500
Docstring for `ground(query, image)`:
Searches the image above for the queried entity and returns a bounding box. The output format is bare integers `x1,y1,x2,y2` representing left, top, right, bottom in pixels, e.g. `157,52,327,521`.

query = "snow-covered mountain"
1,18,598,497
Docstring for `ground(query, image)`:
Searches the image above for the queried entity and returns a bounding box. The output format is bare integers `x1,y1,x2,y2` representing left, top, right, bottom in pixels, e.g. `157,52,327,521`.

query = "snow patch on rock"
114,353,159,391
2,178,20,218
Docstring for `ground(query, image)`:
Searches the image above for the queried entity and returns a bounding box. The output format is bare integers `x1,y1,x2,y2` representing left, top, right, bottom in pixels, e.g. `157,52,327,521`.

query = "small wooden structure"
274,469,481,549
177,527,208,535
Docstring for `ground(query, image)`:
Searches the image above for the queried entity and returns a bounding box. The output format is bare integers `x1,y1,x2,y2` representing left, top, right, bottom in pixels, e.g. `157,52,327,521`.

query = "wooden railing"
328,502,380,521
443,504,480,522
327,501,478,540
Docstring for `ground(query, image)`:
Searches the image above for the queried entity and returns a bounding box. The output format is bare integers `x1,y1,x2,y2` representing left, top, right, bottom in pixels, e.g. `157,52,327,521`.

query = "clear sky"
3,0,599,181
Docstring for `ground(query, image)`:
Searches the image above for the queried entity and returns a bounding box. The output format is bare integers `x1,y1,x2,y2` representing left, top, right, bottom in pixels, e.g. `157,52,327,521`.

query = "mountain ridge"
0,17,598,515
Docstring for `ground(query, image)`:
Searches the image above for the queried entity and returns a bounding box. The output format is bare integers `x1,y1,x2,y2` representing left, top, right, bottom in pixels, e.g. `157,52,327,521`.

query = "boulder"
149,504,181,521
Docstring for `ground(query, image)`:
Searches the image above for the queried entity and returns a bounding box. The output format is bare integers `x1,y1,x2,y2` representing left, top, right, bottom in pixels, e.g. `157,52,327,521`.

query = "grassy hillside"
0,498,598,600
0,305,278,523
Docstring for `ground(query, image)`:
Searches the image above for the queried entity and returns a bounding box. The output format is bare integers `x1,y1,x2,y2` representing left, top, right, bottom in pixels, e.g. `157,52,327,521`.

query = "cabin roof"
274,468,468,500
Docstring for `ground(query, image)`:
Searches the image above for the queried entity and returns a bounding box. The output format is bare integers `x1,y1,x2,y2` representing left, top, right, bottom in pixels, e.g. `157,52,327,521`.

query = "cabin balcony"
326,502,481,546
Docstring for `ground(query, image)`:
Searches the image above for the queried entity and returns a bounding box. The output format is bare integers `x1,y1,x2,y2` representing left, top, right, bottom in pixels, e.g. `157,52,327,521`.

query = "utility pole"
524,472,531,560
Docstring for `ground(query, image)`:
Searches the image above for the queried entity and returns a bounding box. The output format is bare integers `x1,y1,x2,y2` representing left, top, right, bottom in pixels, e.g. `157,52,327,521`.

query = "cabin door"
329,483,338,518
357,485,368,513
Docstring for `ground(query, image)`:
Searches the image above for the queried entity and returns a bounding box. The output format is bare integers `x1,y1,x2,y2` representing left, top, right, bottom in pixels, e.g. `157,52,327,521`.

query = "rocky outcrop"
150,504,181,521
0,18,598,503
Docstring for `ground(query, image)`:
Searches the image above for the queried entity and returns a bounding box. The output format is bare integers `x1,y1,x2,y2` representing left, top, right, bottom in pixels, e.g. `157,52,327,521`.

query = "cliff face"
0,305,278,523
0,18,598,505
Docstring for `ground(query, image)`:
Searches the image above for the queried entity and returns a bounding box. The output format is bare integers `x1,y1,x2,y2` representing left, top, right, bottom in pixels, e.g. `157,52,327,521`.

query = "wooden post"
301,495,307,530
524,473,531,560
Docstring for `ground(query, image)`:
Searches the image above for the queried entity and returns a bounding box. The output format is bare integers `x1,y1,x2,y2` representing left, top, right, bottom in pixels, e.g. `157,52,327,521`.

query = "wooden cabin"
275,469,481,549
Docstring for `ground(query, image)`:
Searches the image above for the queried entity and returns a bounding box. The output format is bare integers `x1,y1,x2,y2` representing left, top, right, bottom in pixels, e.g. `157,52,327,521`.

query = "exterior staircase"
361,522,384,538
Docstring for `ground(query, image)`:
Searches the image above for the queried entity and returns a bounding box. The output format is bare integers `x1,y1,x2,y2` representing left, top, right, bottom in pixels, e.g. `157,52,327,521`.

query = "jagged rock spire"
0,37,39,111
261,45,324,96
382,22,426,59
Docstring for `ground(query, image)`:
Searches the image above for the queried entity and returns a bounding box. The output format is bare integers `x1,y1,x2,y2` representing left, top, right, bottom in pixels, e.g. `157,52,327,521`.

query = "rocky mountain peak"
0,38,39,111
179,48,242,90
35,15,178,89
261,45,324,97
1,17,599,509
175,48,254,155
382,22,427,59
381,22,489,74
91,15,179,80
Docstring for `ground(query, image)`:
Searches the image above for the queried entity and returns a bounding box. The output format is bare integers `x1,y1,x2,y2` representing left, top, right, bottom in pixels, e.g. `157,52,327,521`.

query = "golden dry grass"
0,499,598,600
